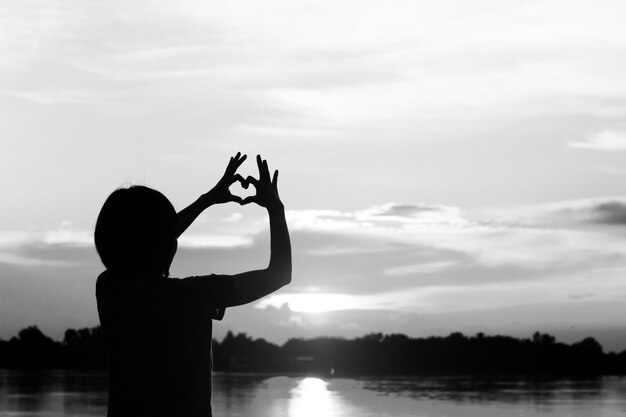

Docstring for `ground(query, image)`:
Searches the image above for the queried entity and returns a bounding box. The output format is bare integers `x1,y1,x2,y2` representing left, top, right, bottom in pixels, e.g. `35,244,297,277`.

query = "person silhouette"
94,153,291,417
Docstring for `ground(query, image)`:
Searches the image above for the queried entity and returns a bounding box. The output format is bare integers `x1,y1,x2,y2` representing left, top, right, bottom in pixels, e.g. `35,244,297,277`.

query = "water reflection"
2,370,626,417
362,375,607,403
287,377,356,417
213,374,362,417
0,370,108,416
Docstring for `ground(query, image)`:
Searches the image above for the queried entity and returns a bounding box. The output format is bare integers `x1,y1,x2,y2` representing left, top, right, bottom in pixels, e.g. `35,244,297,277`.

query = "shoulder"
166,275,234,320
174,275,234,301
96,270,110,284
168,274,233,294
177,274,231,285
96,270,111,295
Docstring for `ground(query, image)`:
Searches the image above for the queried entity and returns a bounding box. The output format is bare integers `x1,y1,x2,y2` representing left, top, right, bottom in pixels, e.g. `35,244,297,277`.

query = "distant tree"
532,331,556,346
2,325,626,375
62,326,106,369
10,326,59,368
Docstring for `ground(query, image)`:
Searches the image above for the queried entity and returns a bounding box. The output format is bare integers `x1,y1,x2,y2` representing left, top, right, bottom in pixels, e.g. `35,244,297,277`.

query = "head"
95,185,177,278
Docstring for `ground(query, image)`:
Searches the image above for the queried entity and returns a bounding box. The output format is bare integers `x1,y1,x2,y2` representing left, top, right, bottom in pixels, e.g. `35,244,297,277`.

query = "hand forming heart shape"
229,175,257,200
214,153,281,209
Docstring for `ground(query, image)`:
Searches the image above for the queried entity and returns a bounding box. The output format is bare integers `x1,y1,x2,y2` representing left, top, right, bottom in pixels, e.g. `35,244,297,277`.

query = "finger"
272,170,279,188
257,157,269,182
233,174,248,188
263,159,270,182
236,153,247,168
256,154,263,178
241,196,258,206
226,152,246,174
225,156,237,174
229,194,244,205
245,176,259,188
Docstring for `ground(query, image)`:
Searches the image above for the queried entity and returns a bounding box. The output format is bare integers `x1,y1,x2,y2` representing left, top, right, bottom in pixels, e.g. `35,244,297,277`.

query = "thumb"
241,196,258,206
229,194,244,205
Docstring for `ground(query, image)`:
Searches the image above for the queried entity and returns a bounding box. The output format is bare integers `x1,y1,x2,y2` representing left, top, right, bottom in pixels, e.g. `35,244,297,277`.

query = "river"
1,370,626,416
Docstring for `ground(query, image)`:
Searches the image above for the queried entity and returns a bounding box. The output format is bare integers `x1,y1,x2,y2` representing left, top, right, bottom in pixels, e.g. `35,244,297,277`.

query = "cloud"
570,131,626,151
0,225,94,266
383,261,457,276
0,217,260,267
287,204,467,232
482,197,626,228
256,293,363,313
370,203,443,217
178,234,253,249
5,0,626,136
255,263,626,324
4,90,112,106
3,197,626,282
288,201,626,272
3,198,626,350
568,293,595,300
364,203,467,225
590,201,626,225
42,228,93,246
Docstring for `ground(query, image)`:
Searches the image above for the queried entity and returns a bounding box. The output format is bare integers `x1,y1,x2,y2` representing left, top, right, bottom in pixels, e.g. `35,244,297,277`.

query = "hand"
204,152,248,205
241,155,283,210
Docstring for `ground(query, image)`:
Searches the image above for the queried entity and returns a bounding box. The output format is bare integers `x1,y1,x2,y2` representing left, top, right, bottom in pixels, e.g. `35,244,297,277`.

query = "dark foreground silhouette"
3,325,626,376
93,154,291,416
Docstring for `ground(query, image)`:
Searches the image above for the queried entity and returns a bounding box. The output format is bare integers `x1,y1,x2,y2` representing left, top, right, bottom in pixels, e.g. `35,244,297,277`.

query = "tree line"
2,326,626,375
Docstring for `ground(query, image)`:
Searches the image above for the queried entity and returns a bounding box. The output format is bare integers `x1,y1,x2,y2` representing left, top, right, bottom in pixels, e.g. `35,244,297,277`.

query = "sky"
2,0,626,351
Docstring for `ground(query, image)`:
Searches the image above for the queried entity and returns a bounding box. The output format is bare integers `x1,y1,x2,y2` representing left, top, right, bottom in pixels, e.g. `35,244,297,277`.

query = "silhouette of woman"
94,153,291,417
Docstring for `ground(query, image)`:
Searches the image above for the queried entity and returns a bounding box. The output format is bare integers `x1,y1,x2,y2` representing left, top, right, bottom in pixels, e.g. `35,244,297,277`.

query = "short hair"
95,186,177,277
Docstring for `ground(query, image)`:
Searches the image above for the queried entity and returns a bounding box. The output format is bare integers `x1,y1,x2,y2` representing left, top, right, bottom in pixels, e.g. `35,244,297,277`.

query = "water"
2,370,626,416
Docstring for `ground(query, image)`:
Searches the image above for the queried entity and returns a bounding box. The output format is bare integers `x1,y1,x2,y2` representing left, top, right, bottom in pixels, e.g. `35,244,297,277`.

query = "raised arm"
225,155,292,307
176,152,247,237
